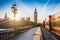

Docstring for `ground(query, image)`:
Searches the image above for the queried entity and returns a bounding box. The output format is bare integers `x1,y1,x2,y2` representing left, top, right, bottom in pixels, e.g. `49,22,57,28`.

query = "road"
7,27,42,40
1,26,58,40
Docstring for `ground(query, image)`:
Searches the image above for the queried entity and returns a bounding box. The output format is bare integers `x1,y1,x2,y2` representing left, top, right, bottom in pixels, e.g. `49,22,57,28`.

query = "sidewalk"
33,27,43,40
6,27,40,40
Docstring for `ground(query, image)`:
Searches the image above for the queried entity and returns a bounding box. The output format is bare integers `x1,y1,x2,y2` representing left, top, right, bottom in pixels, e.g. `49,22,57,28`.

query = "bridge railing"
0,30,15,40
0,26,33,40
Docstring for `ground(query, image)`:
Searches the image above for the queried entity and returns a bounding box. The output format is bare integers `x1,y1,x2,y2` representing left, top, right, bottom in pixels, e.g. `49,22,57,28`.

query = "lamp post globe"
11,3,17,17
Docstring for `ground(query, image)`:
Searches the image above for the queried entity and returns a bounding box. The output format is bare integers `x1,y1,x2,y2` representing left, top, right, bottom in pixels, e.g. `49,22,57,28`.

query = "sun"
10,13,21,21
15,14,20,20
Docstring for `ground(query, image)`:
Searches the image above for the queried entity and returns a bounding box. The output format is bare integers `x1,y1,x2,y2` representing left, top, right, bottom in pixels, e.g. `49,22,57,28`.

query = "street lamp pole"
43,19,46,28
11,3,18,35
49,15,52,31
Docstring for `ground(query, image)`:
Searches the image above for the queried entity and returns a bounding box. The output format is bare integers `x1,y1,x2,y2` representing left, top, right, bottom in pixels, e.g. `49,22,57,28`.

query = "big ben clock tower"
34,8,38,25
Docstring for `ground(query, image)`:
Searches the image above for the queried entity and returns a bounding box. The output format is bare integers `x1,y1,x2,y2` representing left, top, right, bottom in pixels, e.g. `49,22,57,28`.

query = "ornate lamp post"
43,19,46,28
11,3,17,20
11,3,18,35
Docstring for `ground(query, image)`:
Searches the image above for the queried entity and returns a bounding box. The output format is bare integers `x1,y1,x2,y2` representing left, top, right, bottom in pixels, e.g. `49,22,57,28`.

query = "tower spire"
34,8,37,13
5,12,7,18
4,12,8,21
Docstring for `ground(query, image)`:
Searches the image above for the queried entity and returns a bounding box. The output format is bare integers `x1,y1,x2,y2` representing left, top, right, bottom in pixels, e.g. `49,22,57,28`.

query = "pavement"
7,27,42,40
4,26,58,40
33,27,43,40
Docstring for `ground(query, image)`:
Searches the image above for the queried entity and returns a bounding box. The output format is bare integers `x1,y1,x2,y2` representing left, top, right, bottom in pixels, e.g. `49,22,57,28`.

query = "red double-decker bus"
45,11,60,36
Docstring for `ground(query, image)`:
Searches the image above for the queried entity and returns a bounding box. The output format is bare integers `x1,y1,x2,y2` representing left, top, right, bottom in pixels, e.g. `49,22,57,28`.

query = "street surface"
1,26,59,40
7,27,41,40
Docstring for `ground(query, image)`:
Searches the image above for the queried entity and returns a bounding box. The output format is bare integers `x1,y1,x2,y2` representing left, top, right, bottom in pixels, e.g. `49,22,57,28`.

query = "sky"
0,0,60,22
